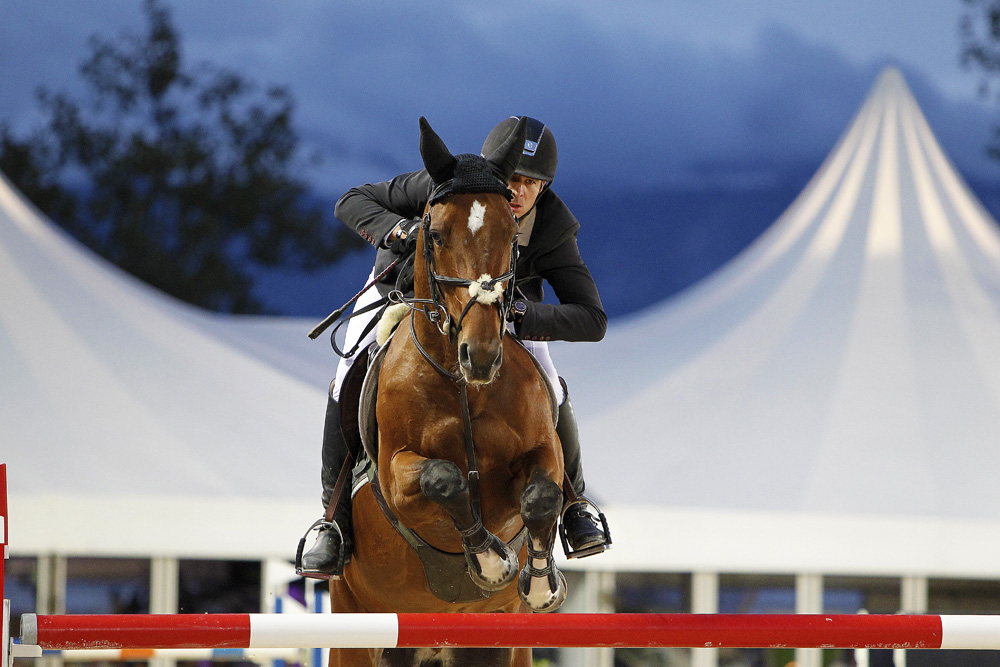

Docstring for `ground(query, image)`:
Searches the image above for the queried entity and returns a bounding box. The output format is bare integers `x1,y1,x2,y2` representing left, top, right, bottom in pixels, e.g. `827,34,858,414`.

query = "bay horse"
328,117,567,667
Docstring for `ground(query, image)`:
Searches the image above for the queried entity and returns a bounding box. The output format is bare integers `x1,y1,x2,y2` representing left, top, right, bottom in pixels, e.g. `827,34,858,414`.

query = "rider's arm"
335,170,433,248
515,236,607,343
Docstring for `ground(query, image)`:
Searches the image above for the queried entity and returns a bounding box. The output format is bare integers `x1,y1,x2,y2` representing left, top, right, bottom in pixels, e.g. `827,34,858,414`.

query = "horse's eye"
429,229,443,246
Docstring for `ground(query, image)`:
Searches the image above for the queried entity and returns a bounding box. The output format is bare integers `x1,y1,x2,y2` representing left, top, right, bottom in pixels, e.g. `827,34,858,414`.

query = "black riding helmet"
481,116,557,184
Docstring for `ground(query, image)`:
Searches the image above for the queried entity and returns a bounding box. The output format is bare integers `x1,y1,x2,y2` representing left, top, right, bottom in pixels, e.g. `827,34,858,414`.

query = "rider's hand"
389,218,421,255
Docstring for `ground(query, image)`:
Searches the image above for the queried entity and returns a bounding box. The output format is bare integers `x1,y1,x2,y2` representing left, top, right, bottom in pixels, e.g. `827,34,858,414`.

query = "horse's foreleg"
518,468,566,612
327,581,379,667
419,459,518,591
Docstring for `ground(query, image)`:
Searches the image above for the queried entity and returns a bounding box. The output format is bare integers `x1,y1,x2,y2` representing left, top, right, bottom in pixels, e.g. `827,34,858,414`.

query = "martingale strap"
459,383,482,520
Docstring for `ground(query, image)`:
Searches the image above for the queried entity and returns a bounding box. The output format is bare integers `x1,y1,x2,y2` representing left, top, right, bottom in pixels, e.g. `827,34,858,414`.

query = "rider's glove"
389,218,421,255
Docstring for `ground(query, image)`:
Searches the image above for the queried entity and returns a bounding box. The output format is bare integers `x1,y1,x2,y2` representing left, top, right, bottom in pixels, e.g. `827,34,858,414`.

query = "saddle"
337,330,558,603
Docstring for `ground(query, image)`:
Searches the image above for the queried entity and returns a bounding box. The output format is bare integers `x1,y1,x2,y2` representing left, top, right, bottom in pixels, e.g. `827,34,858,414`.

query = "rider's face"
507,173,544,219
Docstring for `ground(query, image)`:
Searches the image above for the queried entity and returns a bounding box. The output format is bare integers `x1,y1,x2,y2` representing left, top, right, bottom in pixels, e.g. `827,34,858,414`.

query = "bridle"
387,187,520,524
391,185,519,381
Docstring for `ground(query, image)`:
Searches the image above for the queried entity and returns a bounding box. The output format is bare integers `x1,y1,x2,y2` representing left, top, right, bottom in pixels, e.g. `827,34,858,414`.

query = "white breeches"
331,270,564,405
331,270,384,402
516,337,564,405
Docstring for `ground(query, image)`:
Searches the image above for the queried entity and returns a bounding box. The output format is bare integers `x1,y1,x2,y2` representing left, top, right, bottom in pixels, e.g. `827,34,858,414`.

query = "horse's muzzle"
458,341,503,384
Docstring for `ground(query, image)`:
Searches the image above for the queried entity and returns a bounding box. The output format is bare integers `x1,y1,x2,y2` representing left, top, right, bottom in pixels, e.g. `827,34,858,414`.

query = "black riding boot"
557,383,611,558
298,392,354,579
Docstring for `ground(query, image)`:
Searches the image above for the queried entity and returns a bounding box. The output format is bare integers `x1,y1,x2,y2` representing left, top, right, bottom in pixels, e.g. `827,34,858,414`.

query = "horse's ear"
484,116,528,182
419,117,457,184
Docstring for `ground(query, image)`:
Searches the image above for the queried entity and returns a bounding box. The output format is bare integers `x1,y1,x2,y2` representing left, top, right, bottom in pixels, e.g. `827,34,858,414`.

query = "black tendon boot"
297,392,355,579
557,382,612,558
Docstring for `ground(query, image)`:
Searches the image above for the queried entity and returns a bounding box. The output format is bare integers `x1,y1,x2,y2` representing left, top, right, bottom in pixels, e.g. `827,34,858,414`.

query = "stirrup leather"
558,497,612,560
295,518,346,580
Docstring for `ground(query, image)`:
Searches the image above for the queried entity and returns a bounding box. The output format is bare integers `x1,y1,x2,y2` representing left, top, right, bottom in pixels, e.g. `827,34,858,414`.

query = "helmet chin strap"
514,180,547,223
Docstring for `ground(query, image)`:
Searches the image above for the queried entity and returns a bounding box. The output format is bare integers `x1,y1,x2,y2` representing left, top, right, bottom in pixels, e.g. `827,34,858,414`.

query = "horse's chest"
423,420,516,469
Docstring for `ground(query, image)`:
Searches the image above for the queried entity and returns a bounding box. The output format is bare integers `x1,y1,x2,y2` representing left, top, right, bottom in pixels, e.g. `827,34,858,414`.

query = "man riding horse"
300,116,611,579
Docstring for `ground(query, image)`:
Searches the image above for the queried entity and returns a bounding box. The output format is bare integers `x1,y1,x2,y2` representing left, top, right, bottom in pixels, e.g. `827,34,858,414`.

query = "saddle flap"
358,340,391,461
337,343,371,460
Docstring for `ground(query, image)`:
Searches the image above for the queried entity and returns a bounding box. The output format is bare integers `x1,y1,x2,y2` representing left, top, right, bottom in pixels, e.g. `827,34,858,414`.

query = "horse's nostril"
459,342,470,365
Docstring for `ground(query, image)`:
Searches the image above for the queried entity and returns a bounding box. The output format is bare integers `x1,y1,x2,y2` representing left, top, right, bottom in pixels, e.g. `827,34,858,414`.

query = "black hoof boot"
559,500,612,559
297,520,347,579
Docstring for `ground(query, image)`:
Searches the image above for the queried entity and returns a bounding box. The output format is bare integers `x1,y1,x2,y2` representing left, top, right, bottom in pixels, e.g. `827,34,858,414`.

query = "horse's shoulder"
500,338,559,426
375,337,423,395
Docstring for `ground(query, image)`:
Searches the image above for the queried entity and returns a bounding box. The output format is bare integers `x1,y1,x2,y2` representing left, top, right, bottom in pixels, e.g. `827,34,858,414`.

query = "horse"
327,117,568,667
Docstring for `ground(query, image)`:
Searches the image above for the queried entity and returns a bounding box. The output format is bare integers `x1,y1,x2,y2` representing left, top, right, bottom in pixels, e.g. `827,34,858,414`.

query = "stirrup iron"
559,497,612,560
295,518,346,580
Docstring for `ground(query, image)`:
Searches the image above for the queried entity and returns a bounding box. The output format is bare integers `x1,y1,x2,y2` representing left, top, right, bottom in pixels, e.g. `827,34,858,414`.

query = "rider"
298,116,611,579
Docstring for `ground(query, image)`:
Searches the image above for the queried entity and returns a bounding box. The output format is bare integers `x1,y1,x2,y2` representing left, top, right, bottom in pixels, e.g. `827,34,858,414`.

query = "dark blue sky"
3,1,999,318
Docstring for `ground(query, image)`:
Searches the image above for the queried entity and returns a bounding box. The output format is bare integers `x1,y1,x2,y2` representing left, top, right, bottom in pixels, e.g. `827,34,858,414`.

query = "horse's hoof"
518,566,567,612
465,535,518,591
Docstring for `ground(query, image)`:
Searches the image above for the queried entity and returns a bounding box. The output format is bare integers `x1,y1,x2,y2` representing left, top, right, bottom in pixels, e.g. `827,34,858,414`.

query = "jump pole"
2,464,8,667
5,462,1000,654
17,612,1000,650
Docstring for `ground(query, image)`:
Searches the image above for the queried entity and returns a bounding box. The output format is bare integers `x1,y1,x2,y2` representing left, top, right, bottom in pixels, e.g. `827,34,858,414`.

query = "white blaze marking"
467,200,486,234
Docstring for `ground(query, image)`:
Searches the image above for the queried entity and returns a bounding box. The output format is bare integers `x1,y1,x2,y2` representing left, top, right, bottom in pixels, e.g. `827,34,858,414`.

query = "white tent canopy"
5,67,1000,579
0,173,331,559
552,67,1000,575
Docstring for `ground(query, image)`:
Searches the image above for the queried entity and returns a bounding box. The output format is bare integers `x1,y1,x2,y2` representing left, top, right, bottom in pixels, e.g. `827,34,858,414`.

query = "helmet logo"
523,140,539,157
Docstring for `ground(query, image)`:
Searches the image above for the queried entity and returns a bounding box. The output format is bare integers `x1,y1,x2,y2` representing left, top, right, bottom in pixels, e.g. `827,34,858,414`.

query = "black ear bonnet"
419,116,528,205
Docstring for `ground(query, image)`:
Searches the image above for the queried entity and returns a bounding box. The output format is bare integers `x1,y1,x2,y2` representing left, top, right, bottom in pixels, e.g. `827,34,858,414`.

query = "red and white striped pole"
2,463,8,603
2,463,9,667
19,612,1000,650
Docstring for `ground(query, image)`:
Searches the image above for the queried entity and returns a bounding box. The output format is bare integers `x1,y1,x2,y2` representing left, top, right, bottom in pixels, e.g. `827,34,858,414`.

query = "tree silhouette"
0,0,362,313
961,0,1000,160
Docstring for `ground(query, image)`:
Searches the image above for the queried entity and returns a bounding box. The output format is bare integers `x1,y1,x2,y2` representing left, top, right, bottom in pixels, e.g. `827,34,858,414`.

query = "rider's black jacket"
335,169,606,343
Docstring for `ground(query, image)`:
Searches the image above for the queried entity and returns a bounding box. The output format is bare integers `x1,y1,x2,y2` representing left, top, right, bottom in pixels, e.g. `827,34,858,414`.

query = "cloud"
2,0,994,199
275,9,878,194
